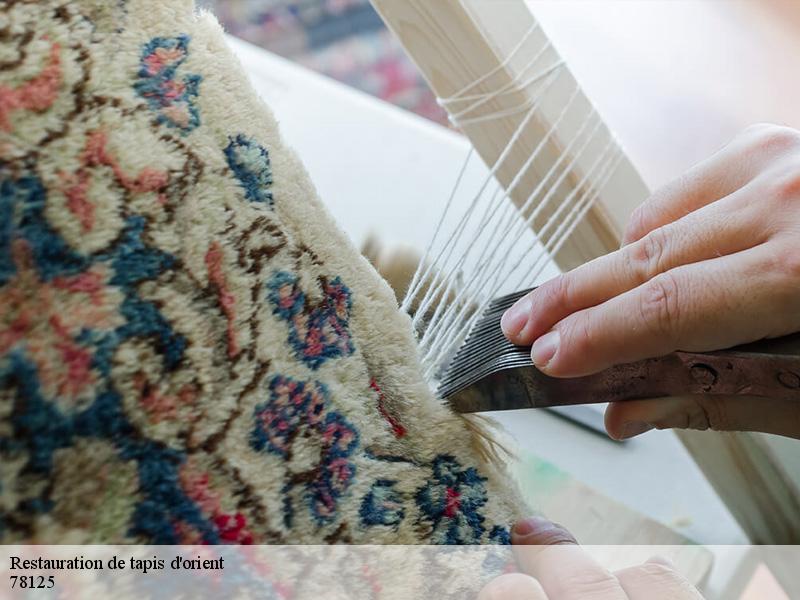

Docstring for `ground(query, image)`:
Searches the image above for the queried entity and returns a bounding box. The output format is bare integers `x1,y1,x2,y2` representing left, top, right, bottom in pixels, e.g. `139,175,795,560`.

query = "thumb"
511,516,578,546
605,395,800,440
511,517,626,598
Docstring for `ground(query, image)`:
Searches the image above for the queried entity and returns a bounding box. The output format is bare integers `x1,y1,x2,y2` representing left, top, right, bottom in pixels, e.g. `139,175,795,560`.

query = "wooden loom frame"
370,0,800,544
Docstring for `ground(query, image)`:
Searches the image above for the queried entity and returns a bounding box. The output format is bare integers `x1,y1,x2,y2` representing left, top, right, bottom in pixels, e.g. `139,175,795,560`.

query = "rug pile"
0,0,523,544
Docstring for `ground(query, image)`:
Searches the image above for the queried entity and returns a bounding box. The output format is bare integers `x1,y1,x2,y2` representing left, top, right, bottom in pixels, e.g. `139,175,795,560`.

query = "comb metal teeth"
437,288,535,399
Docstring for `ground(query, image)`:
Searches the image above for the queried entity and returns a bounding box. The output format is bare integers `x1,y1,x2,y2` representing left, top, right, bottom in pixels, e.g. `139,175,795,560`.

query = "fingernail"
531,331,559,367
512,516,540,537
501,297,531,337
512,516,577,545
619,421,654,440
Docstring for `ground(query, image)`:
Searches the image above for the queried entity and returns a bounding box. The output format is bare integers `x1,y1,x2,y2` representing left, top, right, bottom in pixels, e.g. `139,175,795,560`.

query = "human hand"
500,124,800,439
478,517,703,600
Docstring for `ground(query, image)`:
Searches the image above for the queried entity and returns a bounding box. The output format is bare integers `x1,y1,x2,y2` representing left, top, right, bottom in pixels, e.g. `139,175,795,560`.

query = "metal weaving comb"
439,288,800,413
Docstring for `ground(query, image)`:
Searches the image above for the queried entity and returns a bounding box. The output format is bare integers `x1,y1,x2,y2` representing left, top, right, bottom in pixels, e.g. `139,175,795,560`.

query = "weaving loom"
369,0,800,545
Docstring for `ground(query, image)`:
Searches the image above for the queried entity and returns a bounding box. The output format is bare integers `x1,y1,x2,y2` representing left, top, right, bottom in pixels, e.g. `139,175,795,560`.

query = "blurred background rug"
199,0,448,125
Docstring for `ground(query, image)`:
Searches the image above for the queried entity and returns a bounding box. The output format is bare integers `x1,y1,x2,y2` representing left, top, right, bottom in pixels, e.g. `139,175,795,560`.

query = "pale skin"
490,125,800,596
480,517,704,600
501,123,800,440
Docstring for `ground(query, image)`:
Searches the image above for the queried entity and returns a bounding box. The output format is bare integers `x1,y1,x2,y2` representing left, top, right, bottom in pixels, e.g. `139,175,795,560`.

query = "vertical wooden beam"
370,0,647,271
371,0,800,544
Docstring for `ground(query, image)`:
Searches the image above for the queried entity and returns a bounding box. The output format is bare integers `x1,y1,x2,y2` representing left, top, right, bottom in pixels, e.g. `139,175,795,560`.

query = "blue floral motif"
489,525,511,545
0,175,21,284
134,35,201,134
1,8,516,545
251,375,359,525
0,170,206,543
267,271,354,369
415,455,489,544
1,316,208,547
224,135,274,206
1,173,86,284
250,376,314,458
359,480,405,529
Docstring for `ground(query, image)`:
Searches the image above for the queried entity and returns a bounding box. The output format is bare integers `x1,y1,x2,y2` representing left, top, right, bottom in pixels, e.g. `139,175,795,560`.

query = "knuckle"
638,273,682,341
694,396,732,431
553,568,620,598
767,160,800,204
740,123,800,155
740,122,780,139
765,242,800,281
564,313,595,358
621,563,692,593
652,409,696,431
781,248,800,281
741,122,773,136
545,273,575,309
627,228,668,282
479,574,546,600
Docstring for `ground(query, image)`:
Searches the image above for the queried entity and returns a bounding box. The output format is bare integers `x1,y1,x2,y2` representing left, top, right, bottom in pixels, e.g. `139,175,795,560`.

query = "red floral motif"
59,130,170,232
369,378,406,438
134,35,201,133
0,41,62,132
414,455,490,544
205,242,239,358
214,513,251,544
443,487,461,519
0,240,123,402
133,373,197,424
143,46,185,76
179,460,255,544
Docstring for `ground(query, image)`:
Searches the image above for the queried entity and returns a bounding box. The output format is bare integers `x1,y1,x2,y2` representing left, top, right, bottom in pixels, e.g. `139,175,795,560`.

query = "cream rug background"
0,0,524,544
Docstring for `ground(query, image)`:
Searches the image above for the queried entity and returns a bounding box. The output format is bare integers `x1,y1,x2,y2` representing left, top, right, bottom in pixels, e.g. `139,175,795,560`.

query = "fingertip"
603,403,624,439
606,427,625,442
501,296,532,341
605,402,639,440
604,403,654,440
529,329,590,378
530,330,559,369
529,310,615,378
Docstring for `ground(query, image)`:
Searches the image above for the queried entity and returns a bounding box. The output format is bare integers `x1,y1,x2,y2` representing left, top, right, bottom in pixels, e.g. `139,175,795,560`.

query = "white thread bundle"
401,19,627,385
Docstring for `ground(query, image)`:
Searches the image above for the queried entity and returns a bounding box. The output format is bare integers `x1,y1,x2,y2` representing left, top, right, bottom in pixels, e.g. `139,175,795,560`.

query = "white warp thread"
401,20,625,383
